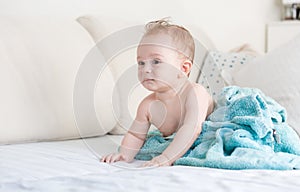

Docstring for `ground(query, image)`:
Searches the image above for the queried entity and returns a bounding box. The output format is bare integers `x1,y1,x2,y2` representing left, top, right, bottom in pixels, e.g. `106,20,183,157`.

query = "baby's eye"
138,61,145,65
151,59,161,65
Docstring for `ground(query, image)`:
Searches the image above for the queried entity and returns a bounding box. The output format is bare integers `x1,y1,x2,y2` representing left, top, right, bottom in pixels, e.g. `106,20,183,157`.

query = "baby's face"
137,34,186,92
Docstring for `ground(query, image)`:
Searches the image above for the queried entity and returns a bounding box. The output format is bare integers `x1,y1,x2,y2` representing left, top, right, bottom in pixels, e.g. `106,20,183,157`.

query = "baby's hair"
143,18,195,63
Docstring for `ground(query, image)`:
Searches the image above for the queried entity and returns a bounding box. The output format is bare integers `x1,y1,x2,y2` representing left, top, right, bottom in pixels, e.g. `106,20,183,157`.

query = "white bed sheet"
1,135,300,192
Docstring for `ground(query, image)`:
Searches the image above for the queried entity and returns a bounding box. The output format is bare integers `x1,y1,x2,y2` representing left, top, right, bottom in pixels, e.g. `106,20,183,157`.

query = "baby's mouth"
143,78,155,82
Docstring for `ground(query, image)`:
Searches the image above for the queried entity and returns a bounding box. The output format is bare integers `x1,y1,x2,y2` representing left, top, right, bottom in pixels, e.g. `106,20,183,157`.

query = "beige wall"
0,0,282,52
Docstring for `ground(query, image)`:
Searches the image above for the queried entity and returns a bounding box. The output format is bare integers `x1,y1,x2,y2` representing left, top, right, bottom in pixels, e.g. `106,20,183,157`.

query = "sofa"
0,15,214,144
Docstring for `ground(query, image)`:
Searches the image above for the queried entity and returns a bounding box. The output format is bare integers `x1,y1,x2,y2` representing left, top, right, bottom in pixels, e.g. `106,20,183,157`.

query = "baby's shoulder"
186,82,208,95
185,82,213,103
137,93,156,111
140,93,156,104
136,94,156,121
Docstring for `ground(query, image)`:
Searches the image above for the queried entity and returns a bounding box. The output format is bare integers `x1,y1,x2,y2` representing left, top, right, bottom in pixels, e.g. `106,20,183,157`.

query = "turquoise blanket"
135,86,300,170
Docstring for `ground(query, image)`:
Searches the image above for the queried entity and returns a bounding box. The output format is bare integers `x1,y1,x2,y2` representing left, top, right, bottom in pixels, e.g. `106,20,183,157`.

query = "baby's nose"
143,62,153,73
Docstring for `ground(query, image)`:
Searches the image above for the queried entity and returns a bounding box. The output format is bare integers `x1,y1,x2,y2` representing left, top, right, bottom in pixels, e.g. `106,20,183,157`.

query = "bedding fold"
135,86,300,170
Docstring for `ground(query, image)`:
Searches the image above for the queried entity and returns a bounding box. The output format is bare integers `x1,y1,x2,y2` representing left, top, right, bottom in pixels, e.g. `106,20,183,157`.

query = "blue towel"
135,86,300,170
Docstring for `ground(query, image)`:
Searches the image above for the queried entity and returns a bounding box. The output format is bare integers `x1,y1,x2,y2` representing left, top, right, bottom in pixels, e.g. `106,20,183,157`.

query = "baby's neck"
155,79,188,102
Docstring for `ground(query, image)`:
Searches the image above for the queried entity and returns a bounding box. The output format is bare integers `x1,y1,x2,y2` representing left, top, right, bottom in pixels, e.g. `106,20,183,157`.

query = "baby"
101,19,214,167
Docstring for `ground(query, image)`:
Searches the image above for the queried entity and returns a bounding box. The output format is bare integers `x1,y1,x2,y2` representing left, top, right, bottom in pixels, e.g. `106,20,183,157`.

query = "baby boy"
101,19,214,167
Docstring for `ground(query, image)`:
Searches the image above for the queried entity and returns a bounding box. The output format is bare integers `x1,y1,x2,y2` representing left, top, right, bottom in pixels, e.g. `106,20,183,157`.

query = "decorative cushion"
198,51,255,98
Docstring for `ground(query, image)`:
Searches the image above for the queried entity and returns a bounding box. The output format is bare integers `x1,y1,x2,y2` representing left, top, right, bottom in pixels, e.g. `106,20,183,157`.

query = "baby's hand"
101,153,128,163
142,154,171,167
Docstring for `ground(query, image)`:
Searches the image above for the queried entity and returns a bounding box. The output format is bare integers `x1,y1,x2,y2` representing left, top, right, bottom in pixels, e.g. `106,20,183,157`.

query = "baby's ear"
181,60,192,76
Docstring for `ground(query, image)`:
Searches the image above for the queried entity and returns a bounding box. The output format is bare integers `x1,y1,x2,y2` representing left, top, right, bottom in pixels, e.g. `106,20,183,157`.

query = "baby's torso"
146,82,214,137
148,96,185,136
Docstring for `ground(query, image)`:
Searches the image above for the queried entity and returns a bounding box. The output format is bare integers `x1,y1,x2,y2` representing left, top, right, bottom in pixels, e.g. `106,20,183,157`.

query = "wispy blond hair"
143,18,195,63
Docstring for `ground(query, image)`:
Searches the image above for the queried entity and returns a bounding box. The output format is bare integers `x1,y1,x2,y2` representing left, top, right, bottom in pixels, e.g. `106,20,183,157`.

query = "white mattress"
1,135,300,192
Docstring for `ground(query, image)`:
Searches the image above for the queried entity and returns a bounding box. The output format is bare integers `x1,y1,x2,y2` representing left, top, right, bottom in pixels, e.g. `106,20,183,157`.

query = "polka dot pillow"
197,51,255,98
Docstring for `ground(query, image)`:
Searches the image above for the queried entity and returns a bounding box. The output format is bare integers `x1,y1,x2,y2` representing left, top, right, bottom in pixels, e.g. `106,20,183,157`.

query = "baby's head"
142,19,195,63
137,19,195,92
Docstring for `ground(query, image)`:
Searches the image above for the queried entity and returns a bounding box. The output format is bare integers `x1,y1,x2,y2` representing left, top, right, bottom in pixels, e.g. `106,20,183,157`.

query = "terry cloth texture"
135,86,300,170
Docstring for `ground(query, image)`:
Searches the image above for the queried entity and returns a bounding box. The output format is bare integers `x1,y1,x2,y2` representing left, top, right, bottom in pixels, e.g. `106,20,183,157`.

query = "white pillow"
76,15,215,134
233,34,300,135
0,15,115,144
77,15,147,134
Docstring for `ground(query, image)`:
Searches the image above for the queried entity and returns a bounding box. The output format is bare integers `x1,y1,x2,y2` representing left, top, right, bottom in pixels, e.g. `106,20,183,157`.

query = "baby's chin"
141,81,158,91
141,80,175,92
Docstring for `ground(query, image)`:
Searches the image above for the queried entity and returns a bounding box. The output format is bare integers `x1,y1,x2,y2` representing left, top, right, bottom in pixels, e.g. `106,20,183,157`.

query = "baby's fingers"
101,153,124,163
110,154,123,163
101,153,114,163
142,160,158,167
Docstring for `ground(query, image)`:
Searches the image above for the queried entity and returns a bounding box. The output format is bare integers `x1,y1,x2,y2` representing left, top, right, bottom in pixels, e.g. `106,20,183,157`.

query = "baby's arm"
101,98,150,163
144,86,211,166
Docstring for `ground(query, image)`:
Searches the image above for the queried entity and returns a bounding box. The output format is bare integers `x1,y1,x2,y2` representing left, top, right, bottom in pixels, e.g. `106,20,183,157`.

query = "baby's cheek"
137,72,143,81
159,68,178,81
